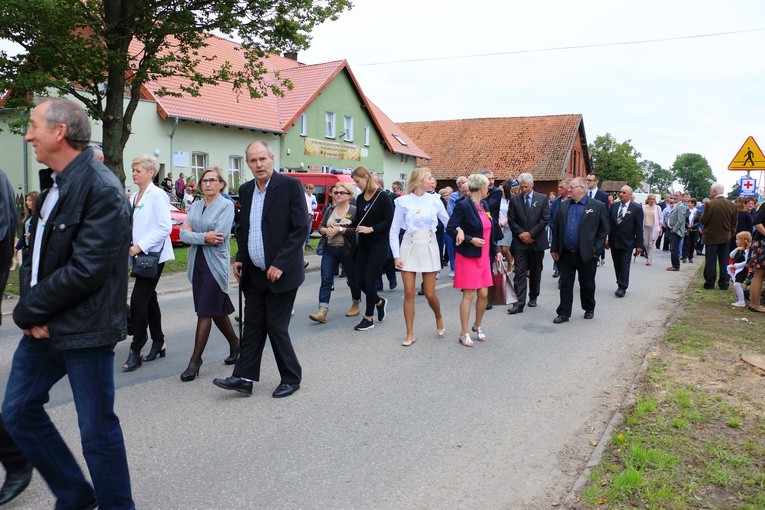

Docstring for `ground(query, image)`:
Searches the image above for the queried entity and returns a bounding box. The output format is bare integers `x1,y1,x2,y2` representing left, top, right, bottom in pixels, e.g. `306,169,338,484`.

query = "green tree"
640,160,675,195
727,182,740,200
588,133,643,189
671,153,715,200
0,0,352,182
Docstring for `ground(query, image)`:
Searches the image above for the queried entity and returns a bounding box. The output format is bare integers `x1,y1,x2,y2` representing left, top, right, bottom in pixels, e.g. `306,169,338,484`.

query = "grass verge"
575,269,765,509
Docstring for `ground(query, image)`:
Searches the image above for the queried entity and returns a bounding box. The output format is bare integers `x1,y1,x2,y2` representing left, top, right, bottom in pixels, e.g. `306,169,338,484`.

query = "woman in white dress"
390,167,449,346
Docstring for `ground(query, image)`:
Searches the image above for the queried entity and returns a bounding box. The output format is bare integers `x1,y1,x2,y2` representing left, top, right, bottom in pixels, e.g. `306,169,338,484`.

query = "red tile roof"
399,115,587,182
137,34,428,158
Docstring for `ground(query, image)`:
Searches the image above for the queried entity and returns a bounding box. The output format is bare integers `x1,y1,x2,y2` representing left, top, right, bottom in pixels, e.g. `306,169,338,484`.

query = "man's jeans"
670,232,683,268
2,337,134,509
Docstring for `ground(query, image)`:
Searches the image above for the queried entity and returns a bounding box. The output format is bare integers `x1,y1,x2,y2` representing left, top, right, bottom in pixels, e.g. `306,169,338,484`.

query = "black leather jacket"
13,148,132,349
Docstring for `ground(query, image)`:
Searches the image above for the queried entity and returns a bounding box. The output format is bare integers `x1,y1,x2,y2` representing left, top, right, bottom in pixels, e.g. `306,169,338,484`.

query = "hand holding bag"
131,240,165,279
489,260,518,306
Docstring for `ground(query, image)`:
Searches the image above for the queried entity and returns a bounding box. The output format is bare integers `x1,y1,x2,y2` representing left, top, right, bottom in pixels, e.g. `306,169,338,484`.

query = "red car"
170,204,187,245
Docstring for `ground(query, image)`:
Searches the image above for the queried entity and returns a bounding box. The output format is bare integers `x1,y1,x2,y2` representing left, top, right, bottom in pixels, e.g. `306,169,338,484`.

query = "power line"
355,28,765,67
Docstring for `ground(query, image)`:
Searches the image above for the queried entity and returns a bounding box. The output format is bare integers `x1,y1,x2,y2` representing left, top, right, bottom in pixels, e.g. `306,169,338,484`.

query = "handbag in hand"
489,261,518,306
131,251,161,279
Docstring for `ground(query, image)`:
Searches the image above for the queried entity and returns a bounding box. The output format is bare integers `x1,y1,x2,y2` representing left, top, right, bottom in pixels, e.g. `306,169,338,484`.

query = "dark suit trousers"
0,414,27,471
704,243,730,289
610,247,632,290
557,250,597,318
234,264,301,385
511,248,543,305
684,230,698,261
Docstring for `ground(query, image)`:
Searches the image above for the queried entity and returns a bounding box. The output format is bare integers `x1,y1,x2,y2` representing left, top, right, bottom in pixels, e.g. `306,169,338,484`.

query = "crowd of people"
0,96,763,508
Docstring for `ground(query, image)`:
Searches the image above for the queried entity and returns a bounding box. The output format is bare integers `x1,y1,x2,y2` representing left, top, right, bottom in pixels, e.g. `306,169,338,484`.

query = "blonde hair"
334,181,355,196
467,173,489,192
131,154,160,177
406,167,431,194
736,231,752,249
351,166,378,195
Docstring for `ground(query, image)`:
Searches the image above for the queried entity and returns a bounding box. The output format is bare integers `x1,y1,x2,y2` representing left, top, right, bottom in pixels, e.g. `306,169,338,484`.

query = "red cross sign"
740,177,756,195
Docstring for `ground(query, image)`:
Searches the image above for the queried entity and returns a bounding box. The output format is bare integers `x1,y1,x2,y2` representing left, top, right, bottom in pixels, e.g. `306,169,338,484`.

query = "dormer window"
392,134,408,146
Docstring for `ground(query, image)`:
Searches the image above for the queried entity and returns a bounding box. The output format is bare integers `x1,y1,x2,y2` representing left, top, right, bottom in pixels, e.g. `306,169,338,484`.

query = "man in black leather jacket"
2,98,134,509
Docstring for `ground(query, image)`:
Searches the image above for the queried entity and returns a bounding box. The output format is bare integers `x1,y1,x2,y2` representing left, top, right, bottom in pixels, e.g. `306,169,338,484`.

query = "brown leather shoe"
666,267,679,271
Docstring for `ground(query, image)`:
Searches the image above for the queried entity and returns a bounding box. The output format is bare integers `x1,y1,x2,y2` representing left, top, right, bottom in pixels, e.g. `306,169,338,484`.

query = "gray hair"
518,172,534,185
38,97,91,150
246,140,274,158
456,175,467,186
467,173,489,192
710,182,724,196
622,185,633,194
89,143,104,162
131,154,160,177
570,177,586,189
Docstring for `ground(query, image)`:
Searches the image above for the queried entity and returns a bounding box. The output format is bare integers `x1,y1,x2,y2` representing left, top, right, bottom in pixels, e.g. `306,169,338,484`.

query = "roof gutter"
169,117,179,174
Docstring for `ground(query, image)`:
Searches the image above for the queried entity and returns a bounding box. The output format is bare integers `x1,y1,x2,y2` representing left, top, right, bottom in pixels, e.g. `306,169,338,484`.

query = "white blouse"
389,192,449,258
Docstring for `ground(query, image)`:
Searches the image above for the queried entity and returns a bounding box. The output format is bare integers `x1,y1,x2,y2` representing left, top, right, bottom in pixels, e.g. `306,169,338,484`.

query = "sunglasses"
333,191,350,195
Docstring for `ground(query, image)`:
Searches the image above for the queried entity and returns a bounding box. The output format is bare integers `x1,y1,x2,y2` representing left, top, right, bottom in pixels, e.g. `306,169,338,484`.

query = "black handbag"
131,240,165,279
131,251,161,279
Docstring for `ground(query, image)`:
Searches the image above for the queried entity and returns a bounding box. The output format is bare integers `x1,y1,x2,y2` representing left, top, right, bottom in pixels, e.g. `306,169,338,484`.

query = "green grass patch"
578,273,765,509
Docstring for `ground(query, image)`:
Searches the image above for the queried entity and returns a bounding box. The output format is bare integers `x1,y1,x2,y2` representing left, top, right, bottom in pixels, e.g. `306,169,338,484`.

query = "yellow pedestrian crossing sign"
729,136,765,170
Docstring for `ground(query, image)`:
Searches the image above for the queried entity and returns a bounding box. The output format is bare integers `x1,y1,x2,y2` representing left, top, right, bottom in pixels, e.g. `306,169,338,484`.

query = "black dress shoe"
0,462,33,505
527,299,537,307
76,498,99,510
484,304,493,310
507,304,524,314
584,310,594,319
552,315,569,324
552,270,560,278
615,288,626,298
213,376,253,396
272,383,300,398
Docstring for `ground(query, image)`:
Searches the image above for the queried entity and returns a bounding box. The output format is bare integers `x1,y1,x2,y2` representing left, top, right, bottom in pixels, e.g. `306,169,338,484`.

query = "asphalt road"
0,249,694,509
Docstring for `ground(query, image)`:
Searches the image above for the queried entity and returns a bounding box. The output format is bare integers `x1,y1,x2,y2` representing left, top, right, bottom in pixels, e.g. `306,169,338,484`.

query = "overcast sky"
2,0,763,196
300,0,765,196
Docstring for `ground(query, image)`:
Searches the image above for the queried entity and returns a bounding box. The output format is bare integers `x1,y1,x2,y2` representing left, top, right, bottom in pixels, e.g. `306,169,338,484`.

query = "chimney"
283,52,298,61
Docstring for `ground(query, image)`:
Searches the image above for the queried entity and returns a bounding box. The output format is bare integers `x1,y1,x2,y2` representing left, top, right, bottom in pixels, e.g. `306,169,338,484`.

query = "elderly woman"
123,155,175,371
349,166,394,332
642,193,663,266
390,167,449,346
309,181,361,323
178,167,239,381
446,173,503,347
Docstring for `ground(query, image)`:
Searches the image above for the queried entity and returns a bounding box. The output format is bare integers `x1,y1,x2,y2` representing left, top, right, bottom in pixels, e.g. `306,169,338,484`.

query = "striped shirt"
247,180,268,269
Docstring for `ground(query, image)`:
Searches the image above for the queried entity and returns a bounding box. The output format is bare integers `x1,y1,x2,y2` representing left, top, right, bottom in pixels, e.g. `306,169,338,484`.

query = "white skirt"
399,229,441,273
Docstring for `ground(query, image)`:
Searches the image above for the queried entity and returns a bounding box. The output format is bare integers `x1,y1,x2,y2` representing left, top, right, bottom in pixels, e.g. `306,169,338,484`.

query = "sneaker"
376,298,387,322
448,271,455,278
354,318,375,331
732,301,746,308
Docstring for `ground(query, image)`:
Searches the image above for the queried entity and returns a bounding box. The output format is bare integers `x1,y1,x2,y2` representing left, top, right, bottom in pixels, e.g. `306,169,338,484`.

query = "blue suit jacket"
446,198,498,259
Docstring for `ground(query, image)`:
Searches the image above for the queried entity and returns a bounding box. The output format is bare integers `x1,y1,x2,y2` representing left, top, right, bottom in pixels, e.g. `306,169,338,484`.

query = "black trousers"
661,227,671,250
129,263,165,352
704,243,730,289
610,247,632,290
355,239,390,317
511,248,544,306
684,230,699,261
556,250,597,318
0,415,27,472
233,264,301,385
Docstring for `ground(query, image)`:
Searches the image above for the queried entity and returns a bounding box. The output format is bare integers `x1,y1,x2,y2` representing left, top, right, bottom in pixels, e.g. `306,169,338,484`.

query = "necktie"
589,190,594,199
525,195,531,212
617,204,625,225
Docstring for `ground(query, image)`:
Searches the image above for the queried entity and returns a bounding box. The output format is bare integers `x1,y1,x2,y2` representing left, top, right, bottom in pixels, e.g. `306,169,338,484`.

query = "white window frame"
229,156,243,191
364,126,370,146
325,111,336,138
300,113,307,137
343,116,353,142
191,152,208,183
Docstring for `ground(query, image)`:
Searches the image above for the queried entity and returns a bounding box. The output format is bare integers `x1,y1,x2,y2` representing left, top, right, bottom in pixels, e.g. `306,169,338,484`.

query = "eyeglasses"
201,179,220,184
332,191,349,196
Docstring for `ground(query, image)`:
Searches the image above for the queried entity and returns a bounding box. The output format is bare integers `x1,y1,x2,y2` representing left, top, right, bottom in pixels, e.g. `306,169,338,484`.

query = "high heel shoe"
224,347,239,365
436,319,446,338
459,333,474,347
122,349,143,371
144,342,166,362
471,324,486,341
180,359,202,382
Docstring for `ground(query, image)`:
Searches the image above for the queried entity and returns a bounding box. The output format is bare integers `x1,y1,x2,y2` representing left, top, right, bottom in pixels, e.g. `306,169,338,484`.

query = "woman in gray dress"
178,167,239,381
